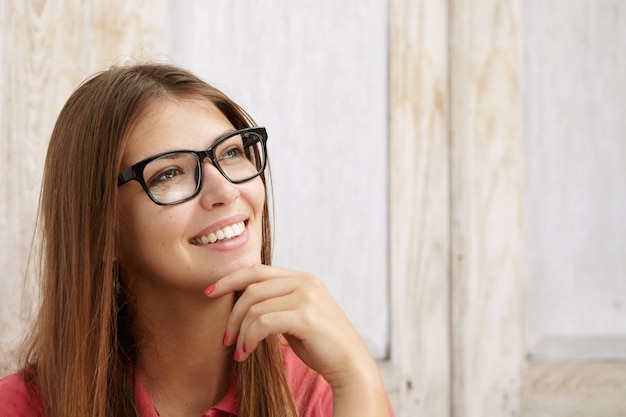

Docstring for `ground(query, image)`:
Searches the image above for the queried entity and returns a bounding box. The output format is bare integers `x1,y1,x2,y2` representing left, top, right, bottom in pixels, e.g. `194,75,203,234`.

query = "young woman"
0,64,393,417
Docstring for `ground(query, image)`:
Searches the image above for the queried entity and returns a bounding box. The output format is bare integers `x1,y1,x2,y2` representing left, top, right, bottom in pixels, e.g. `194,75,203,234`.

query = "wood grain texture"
0,0,164,375
449,0,524,416
389,0,450,416
89,0,165,68
523,361,626,417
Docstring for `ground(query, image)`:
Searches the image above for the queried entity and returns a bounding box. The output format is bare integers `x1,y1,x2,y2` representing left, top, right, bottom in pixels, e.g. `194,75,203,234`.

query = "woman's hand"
204,265,391,416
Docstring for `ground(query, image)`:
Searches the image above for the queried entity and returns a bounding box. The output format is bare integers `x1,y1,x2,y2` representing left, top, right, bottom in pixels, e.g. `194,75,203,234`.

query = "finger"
233,295,303,362
233,279,328,362
277,333,289,346
204,264,294,297
222,277,297,345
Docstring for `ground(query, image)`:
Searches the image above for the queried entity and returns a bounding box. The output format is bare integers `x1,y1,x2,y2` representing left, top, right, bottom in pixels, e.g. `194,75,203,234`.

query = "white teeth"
193,221,245,244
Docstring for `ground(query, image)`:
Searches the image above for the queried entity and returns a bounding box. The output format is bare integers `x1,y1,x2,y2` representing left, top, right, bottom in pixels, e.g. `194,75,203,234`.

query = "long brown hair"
21,64,298,417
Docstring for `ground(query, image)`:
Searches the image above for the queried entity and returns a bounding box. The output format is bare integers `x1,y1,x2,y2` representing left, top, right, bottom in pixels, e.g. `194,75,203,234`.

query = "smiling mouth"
191,221,246,245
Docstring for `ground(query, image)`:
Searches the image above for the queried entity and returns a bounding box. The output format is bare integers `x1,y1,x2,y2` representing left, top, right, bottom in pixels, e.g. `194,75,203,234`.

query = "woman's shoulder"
280,345,395,417
280,345,333,416
0,372,43,417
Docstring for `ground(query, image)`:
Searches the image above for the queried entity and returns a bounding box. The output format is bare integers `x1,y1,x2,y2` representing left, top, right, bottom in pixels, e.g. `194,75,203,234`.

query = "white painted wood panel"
449,1,524,416
523,0,626,360
522,362,626,416
388,0,451,416
521,1,626,415
163,0,390,359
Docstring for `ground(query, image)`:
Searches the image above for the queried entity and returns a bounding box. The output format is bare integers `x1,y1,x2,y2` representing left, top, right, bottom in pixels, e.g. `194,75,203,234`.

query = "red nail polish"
234,350,240,361
222,332,228,346
204,283,217,296
242,343,247,353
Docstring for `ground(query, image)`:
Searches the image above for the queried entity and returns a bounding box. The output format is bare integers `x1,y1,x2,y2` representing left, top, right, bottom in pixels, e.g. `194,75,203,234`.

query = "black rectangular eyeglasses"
117,126,268,206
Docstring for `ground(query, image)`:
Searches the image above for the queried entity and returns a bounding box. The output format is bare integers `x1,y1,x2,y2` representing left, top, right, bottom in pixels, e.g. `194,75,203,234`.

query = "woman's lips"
190,220,246,245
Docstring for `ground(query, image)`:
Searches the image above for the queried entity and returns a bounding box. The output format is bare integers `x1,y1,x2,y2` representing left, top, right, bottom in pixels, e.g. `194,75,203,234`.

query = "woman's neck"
132,289,236,417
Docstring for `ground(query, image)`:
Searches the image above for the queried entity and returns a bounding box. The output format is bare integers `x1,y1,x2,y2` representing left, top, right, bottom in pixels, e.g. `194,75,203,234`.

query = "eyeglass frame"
117,126,268,206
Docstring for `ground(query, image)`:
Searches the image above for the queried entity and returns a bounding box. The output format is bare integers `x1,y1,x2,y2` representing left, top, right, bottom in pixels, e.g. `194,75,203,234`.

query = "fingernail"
222,332,228,346
234,350,240,361
242,343,247,353
204,283,217,296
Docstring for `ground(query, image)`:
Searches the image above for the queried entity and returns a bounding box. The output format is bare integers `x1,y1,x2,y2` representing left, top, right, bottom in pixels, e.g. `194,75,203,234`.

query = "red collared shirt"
0,347,334,417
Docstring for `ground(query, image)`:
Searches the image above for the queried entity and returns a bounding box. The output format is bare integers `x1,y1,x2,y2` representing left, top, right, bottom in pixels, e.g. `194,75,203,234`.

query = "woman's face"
116,98,266,295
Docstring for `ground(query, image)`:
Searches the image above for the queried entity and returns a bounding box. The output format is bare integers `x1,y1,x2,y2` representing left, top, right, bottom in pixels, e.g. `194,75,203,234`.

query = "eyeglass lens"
143,131,265,204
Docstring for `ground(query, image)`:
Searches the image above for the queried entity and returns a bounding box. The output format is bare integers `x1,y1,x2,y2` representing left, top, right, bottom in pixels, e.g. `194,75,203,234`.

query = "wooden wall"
389,0,626,416
388,0,451,415
521,0,626,415
388,0,524,415
448,0,524,416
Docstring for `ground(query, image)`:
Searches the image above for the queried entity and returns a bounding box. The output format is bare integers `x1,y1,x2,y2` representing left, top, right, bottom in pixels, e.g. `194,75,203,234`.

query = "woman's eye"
219,146,245,161
152,167,181,184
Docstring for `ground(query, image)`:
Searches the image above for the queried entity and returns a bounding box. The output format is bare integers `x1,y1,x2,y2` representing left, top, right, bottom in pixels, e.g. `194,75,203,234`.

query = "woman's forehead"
120,98,233,165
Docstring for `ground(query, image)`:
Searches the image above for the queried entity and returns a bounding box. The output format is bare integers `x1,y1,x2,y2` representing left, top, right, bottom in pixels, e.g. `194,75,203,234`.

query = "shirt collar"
135,374,239,417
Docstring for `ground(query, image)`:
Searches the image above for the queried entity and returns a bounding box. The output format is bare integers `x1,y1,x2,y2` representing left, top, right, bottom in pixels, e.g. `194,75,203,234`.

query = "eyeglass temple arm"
117,167,137,186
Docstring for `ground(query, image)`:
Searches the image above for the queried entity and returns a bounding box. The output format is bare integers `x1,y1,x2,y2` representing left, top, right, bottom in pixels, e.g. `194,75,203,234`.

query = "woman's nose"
197,162,240,208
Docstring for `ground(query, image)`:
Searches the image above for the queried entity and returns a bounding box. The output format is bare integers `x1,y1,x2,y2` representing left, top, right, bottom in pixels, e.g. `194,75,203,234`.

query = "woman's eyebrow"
204,128,238,148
